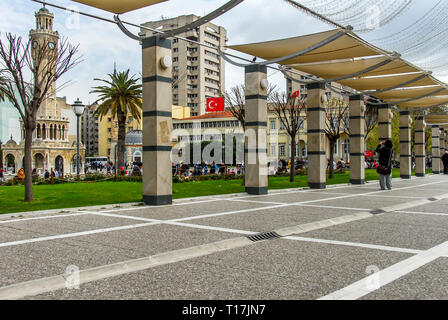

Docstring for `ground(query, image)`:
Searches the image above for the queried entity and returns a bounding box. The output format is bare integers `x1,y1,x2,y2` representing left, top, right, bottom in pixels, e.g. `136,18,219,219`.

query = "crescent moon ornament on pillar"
160,55,172,69
260,79,269,90
321,94,328,104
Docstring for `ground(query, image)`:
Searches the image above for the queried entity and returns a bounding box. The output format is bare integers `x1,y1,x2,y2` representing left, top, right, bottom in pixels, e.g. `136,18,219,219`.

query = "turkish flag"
206,97,225,112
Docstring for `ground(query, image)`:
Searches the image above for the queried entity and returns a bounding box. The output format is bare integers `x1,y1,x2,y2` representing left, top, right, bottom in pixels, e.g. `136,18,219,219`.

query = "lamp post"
72,98,85,177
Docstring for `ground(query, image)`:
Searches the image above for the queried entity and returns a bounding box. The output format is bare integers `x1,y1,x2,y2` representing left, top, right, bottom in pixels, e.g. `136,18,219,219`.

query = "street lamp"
72,98,85,177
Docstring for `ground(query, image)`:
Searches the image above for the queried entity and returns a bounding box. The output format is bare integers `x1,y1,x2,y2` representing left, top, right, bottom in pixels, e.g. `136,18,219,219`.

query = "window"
205,50,219,59
280,121,286,130
270,120,276,130
333,140,339,155
205,32,219,41
279,145,286,157
270,144,277,156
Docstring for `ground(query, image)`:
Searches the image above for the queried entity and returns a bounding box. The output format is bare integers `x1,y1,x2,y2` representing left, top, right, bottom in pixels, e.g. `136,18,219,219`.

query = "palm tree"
91,69,142,171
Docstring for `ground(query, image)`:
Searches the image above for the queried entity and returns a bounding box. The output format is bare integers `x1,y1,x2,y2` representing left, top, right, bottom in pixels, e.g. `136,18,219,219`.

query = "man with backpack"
376,140,393,190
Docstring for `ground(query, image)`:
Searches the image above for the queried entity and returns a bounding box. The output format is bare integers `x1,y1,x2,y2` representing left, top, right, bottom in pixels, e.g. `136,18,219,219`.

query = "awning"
425,115,448,124
228,28,448,109
338,74,435,91
71,0,167,13
374,86,448,100
229,29,383,64
390,96,448,108
289,57,418,80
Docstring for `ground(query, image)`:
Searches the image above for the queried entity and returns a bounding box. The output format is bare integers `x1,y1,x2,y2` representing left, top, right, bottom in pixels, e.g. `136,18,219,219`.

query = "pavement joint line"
0,222,159,248
395,210,448,217
283,236,423,255
296,204,372,211
318,239,448,300
0,212,90,224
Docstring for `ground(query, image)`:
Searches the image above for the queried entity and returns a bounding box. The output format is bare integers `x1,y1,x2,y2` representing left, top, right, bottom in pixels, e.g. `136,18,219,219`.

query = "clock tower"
29,6,60,118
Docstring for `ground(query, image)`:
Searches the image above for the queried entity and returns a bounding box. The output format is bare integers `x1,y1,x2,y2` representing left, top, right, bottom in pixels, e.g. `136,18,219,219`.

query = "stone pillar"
306,82,327,189
431,125,441,174
244,64,268,195
141,36,173,206
441,129,446,155
414,117,426,177
378,104,392,141
399,111,412,179
349,95,365,185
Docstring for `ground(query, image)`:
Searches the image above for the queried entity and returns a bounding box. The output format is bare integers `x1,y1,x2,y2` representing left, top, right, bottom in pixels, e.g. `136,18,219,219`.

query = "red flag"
291,90,300,99
206,97,225,112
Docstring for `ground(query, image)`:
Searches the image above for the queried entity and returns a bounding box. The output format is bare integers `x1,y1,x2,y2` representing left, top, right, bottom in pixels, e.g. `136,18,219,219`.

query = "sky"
1,0,447,107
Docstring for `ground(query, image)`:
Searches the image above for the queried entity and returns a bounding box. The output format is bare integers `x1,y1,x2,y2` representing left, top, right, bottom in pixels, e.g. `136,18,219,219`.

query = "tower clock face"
32,41,38,49
48,42,55,50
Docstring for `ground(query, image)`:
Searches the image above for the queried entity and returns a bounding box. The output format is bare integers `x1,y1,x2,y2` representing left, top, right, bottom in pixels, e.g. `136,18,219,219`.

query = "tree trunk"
329,139,335,179
116,109,126,173
24,124,34,202
289,134,296,182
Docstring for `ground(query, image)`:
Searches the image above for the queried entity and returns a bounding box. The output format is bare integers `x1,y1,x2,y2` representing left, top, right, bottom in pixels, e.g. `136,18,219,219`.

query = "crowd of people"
172,162,245,177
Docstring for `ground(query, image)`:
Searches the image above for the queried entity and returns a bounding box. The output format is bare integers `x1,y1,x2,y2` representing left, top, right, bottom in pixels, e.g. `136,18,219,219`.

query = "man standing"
376,140,393,190
442,151,448,175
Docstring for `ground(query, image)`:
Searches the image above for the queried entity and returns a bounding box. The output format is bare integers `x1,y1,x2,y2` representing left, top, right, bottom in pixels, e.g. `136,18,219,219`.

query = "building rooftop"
178,111,235,121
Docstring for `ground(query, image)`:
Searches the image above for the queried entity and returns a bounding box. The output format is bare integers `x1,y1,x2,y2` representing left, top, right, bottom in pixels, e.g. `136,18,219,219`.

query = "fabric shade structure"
374,86,448,100
71,0,167,13
228,28,448,109
424,115,448,125
338,73,435,91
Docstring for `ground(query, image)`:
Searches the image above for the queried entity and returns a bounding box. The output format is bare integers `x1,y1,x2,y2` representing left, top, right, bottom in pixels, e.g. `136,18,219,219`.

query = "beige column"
431,125,441,174
414,117,426,177
306,82,326,189
378,104,392,141
441,129,446,155
141,36,173,205
399,111,412,179
349,95,365,185
244,64,268,195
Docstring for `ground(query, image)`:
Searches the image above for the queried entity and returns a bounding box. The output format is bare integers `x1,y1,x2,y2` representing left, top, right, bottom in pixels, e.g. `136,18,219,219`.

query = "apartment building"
81,105,99,157
142,15,227,116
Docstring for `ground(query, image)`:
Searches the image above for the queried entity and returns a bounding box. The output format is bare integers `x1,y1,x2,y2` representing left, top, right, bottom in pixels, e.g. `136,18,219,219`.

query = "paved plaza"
0,175,448,300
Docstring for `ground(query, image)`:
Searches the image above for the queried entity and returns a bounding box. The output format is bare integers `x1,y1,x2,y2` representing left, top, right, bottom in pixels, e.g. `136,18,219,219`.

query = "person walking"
442,151,448,175
376,139,393,190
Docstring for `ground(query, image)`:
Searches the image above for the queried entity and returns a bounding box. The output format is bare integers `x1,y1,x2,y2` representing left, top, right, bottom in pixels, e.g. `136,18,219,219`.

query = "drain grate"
247,231,281,242
370,209,386,215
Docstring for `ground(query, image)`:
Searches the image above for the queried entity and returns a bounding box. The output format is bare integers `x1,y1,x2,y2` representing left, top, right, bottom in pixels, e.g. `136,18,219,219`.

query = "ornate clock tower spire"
29,6,60,118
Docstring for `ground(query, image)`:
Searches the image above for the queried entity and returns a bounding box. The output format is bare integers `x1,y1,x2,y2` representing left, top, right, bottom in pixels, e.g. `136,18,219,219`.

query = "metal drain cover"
247,231,281,242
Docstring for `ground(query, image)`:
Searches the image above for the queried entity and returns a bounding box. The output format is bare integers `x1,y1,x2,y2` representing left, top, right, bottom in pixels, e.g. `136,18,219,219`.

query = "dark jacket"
442,153,448,165
376,144,393,174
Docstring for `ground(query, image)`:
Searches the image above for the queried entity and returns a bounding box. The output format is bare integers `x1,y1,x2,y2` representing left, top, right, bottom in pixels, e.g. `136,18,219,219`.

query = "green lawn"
0,169,430,215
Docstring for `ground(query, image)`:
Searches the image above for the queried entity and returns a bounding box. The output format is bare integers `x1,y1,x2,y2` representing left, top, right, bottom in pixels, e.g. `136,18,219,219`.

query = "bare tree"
325,97,350,179
364,99,378,142
0,33,80,202
270,91,307,182
224,85,246,130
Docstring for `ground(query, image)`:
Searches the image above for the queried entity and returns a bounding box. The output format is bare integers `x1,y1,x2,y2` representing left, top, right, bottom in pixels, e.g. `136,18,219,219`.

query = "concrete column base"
245,187,268,195
143,195,173,206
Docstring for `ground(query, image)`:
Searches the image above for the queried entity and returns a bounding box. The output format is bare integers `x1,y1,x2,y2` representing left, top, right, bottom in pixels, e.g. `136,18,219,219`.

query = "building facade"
142,15,227,116
81,104,99,157
1,7,85,176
